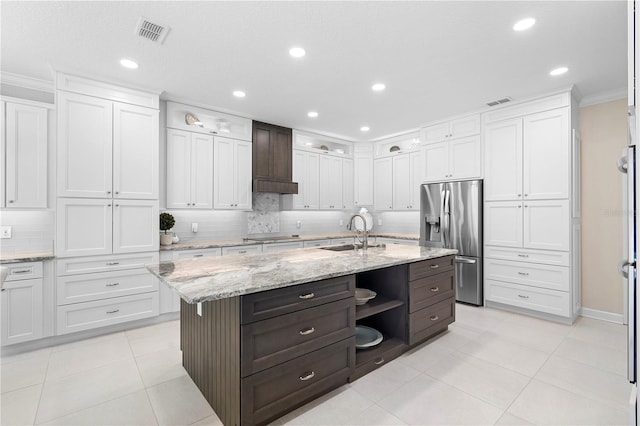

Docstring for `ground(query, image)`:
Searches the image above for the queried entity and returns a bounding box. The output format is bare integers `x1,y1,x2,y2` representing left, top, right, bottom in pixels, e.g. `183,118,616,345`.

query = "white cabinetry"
424,136,481,182
319,155,343,209
167,129,213,209
420,114,480,144
342,158,354,209
3,102,48,208
353,146,374,206
166,101,252,141
374,157,393,211
291,150,320,209
262,241,304,253
374,151,424,211
213,136,252,210
1,262,44,345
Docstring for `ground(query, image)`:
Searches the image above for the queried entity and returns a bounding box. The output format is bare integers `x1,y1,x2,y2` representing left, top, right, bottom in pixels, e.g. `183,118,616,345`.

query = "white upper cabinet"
342,158,354,209
423,136,480,183
291,150,320,209
213,136,252,210
420,114,480,144
484,119,524,201
4,102,48,208
374,157,393,211
392,153,411,210
58,92,158,199
353,148,374,206
166,101,252,141
319,155,343,209
166,129,213,209
424,142,449,182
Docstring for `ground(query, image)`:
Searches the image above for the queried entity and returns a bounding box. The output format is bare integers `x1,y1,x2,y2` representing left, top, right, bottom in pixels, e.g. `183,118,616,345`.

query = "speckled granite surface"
0,251,55,264
161,232,419,251
147,244,456,304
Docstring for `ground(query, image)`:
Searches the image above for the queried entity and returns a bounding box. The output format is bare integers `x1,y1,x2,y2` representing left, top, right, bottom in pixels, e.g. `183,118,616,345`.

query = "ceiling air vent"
135,17,170,44
486,97,513,107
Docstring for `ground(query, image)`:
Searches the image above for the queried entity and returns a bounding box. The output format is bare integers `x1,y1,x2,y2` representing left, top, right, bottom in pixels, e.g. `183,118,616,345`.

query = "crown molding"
1,72,54,93
579,87,627,107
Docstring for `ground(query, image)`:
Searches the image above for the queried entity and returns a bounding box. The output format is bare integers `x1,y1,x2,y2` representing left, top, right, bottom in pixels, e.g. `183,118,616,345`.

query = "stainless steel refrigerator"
420,179,483,305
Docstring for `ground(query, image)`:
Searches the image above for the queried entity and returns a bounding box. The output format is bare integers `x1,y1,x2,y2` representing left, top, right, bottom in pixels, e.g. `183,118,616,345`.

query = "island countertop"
146,244,457,304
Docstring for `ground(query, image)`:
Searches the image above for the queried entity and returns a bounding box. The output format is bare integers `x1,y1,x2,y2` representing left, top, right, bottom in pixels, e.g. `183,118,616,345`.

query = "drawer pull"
11,269,32,274
193,254,204,258
518,294,530,299
299,293,315,300
299,371,315,381
238,250,247,254
106,262,120,266
429,264,439,269
299,327,316,336
430,315,439,321
106,309,120,314
517,254,529,258
430,286,440,292
106,282,120,287
374,357,385,365
517,272,529,276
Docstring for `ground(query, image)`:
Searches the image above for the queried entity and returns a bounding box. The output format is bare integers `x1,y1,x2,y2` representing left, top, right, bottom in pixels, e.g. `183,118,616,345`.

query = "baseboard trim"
579,307,625,324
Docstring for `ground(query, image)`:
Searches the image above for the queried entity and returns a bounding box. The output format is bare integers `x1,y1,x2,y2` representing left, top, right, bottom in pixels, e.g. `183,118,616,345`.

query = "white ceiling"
1,1,627,141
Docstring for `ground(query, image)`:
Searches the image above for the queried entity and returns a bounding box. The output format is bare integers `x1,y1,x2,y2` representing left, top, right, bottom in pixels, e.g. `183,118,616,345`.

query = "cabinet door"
449,136,481,180
523,108,569,200
113,103,158,200
374,157,393,211
58,92,113,198
166,129,192,209
191,133,214,209
113,199,159,254
235,140,253,210
319,156,342,209
213,136,236,209
57,198,112,257
523,199,570,251
5,103,48,208
450,115,481,139
484,201,523,248
353,152,373,206
342,158,354,209
0,102,4,206
1,278,43,345
484,119,523,201
292,151,310,209
409,150,425,209
392,153,411,210
424,141,449,182
421,122,450,144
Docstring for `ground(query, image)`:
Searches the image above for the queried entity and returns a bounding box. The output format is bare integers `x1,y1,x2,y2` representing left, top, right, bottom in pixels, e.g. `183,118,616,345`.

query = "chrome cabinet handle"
299,293,315,300
299,327,315,336
12,269,31,274
106,262,120,266
374,357,385,365
107,191,111,194
517,272,529,276
106,309,120,314
193,254,204,258
238,250,247,254
517,254,529,258
8,200,14,203
518,294,530,299
106,282,120,287
430,264,439,269
299,371,315,381
430,287,439,292
430,315,439,321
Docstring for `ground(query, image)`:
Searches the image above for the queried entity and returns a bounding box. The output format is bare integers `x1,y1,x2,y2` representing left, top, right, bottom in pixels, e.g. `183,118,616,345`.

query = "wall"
580,98,628,316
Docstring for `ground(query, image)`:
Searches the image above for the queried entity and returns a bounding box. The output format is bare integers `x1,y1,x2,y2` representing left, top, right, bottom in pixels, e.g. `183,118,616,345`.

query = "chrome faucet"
347,213,369,251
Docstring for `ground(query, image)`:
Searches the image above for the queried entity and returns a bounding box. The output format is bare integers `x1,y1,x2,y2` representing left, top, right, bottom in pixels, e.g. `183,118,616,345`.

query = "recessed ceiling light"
289,47,306,58
120,58,138,69
233,90,246,98
513,18,536,31
307,111,318,118
549,67,569,76
360,126,370,132
372,83,386,92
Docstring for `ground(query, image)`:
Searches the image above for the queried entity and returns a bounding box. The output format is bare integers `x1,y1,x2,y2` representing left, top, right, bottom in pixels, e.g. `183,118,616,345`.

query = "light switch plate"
0,226,12,239
191,223,198,233
296,220,302,229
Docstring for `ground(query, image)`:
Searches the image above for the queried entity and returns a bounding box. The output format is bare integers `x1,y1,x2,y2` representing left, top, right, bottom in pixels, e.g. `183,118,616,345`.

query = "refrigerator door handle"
619,259,636,279
618,154,629,174
455,257,476,264
442,189,451,248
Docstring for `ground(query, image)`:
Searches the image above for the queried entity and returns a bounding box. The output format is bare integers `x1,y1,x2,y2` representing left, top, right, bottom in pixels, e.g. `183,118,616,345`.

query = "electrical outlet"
377,219,383,227
296,220,302,229
191,223,198,233
339,219,343,226
0,226,12,239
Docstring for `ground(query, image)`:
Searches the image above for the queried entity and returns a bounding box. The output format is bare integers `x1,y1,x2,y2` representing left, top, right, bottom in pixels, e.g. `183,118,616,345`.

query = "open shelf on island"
356,295,404,320
351,336,408,381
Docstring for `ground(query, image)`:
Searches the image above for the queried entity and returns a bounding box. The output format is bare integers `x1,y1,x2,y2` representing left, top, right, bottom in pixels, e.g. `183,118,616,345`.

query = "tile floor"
0,304,634,425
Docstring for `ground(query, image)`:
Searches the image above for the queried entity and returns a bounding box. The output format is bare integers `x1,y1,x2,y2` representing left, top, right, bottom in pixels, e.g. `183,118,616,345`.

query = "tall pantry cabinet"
55,73,160,335
482,92,580,322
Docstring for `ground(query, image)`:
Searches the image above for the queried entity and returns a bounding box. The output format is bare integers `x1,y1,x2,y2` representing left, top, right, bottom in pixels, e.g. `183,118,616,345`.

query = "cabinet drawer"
262,241,304,253
485,279,570,318
241,275,355,324
4,262,43,281
241,337,354,426
409,255,454,281
485,258,569,291
221,245,262,256
331,238,353,245
409,297,455,345
57,269,159,305
303,239,332,248
242,298,354,376
485,246,570,266
56,252,159,276
173,248,222,260
56,292,159,335
409,270,455,313
375,237,419,246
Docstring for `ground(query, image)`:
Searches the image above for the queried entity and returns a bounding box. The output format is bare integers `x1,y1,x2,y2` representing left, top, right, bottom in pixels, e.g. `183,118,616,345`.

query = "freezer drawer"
455,256,482,305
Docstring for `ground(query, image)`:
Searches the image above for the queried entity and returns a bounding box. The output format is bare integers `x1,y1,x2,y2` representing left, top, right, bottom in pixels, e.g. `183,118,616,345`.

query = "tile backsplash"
0,210,55,254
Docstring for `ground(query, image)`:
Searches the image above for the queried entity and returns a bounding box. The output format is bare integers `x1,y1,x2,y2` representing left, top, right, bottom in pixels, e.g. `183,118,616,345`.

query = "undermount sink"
320,243,385,252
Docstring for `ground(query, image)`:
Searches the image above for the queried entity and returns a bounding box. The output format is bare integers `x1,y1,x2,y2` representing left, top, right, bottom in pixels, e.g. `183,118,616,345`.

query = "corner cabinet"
213,136,252,210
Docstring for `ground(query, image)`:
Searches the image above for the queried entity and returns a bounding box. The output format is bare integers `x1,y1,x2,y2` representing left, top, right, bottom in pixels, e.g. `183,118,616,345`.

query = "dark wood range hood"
252,120,299,194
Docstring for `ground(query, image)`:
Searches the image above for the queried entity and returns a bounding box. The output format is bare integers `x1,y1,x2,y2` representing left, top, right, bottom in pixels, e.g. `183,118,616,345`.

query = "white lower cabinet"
303,239,332,248
484,279,570,317
485,258,569,292
1,262,44,346
374,237,419,246
57,269,159,305
221,245,263,256
262,241,304,253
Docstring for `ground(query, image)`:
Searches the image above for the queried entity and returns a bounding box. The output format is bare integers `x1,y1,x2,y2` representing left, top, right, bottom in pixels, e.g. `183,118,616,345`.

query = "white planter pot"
160,233,173,246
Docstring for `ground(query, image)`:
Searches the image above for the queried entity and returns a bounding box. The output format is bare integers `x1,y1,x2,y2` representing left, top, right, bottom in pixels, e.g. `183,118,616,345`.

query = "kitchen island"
147,244,457,426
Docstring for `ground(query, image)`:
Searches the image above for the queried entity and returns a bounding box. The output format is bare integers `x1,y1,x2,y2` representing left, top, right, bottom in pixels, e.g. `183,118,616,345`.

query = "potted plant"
159,212,175,246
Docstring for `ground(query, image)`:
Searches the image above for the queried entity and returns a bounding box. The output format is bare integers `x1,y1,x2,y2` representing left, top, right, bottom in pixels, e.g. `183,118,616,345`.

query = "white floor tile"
488,320,566,353
1,347,51,366
426,324,484,351
1,354,49,394
39,389,157,425
508,379,629,425
146,375,214,426
568,316,627,349
307,386,375,425
0,384,42,426
125,320,179,342
46,334,133,381
342,403,407,425
494,412,533,425
189,414,224,425
127,322,181,358
351,360,421,402
554,336,627,377
50,331,127,353
135,347,186,387
535,355,632,411
35,358,144,424
424,351,530,410
377,374,503,425
397,339,456,372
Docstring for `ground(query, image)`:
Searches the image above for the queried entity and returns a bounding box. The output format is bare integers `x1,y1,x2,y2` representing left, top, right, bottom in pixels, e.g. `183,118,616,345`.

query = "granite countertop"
0,251,55,264
161,232,419,251
147,244,457,304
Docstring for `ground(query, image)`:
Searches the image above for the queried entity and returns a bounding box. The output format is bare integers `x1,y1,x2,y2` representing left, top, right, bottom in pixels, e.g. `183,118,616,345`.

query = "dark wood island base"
180,255,456,426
